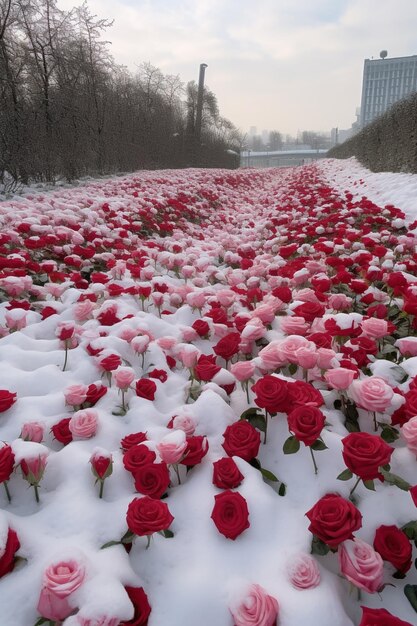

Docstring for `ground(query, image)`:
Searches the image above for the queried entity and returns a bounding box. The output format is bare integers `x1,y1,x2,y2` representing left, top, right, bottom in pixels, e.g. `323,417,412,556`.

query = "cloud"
57,0,417,134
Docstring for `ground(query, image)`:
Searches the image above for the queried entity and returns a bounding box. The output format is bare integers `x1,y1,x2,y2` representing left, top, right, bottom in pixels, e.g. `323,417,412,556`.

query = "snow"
0,160,417,625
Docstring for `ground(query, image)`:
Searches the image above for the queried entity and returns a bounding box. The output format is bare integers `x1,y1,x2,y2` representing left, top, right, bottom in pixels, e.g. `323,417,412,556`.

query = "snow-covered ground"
0,159,417,626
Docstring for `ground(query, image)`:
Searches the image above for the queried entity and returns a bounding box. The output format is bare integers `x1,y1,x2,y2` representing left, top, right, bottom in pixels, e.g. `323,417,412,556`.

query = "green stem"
141,353,145,369
99,480,104,499
34,484,40,503
264,411,269,444
62,342,68,372
373,412,378,432
121,389,126,412
309,446,318,475
244,381,250,405
349,476,361,500
145,534,152,549
3,481,11,503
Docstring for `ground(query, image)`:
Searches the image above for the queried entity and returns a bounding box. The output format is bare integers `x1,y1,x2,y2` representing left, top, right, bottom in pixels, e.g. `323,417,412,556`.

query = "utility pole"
194,63,208,164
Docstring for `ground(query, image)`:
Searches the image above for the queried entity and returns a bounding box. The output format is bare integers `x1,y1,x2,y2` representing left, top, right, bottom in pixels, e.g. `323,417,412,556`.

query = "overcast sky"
58,0,417,137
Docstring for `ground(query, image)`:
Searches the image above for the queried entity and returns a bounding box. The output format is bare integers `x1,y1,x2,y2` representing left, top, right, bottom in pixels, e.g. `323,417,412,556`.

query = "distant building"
360,52,417,127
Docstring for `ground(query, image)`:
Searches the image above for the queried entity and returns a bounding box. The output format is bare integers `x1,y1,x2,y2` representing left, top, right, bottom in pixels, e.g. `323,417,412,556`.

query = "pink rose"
5,310,27,331
277,335,310,364
37,587,73,621
20,454,48,484
396,337,417,357
69,409,98,439
338,538,383,593
156,336,177,350
230,583,279,626
280,317,309,336
73,300,95,321
131,336,150,354
157,431,187,464
181,327,199,342
251,304,275,324
349,376,394,413
287,553,321,590
241,318,265,342
328,293,353,311
324,368,356,391
295,346,318,370
361,318,388,339
113,367,135,390
65,384,89,406
171,414,196,436
230,361,256,382
216,289,236,307
20,422,44,443
177,346,201,369
258,342,286,370
316,348,338,369
43,559,86,597
401,416,417,456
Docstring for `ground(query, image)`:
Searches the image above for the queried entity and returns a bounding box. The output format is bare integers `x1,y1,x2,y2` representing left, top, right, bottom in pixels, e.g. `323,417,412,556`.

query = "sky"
58,0,417,137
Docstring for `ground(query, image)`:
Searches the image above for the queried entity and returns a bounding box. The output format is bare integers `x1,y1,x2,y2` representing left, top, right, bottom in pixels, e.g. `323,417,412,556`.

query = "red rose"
121,586,151,626
287,406,325,446
135,379,157,401
192,319,210,338
0,528,20,578
222,421,261,462
252,375,289,414
0,390,16,413
212,457,244,489
211,490,250,540
404,389,417,419
292,302,325,322
213,332,241,361
287,380,324,408
123,445,156,474
194,355,221,382
99,354,122,372
85,383,107,406
51,418,73,445
359,607,412,626
306,494,362,548
126,496,174,536
373,525,412,574
342,433,393,481
148,369,168,383
90,454,113,480
180,436,209,466
0,444,14,483
133,463,170,499
121,432,148,452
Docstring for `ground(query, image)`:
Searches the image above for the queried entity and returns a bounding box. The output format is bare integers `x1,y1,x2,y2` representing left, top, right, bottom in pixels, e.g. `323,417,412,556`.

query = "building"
360,52,417,127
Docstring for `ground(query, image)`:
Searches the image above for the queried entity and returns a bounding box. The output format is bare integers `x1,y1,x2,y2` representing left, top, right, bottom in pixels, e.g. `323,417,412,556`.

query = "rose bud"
114,367,135,390
20,452,48,502
51,418,73,446
90,449,113,498
0,390,17,413
20,421,44,443
157,431,187,465
64,384,89,407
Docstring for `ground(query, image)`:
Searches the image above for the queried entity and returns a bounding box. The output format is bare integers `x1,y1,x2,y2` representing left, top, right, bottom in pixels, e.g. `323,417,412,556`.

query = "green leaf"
34,619,50,626
278,482,287,496
363,479,376,491
333,399,342,410
247,413,267,433
288,363,298,375
121,530,135,544
380,424,400,443
404,585,417,613
260,467,279,482
337,469,354,481
311,535,330,556
283,436,300,454
240,407,263,421
393,570,407,580
249,457,262,470
389,365,409,384
379,467,411,491
401,521,417,540
161,529,174,539
311,439,328,451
